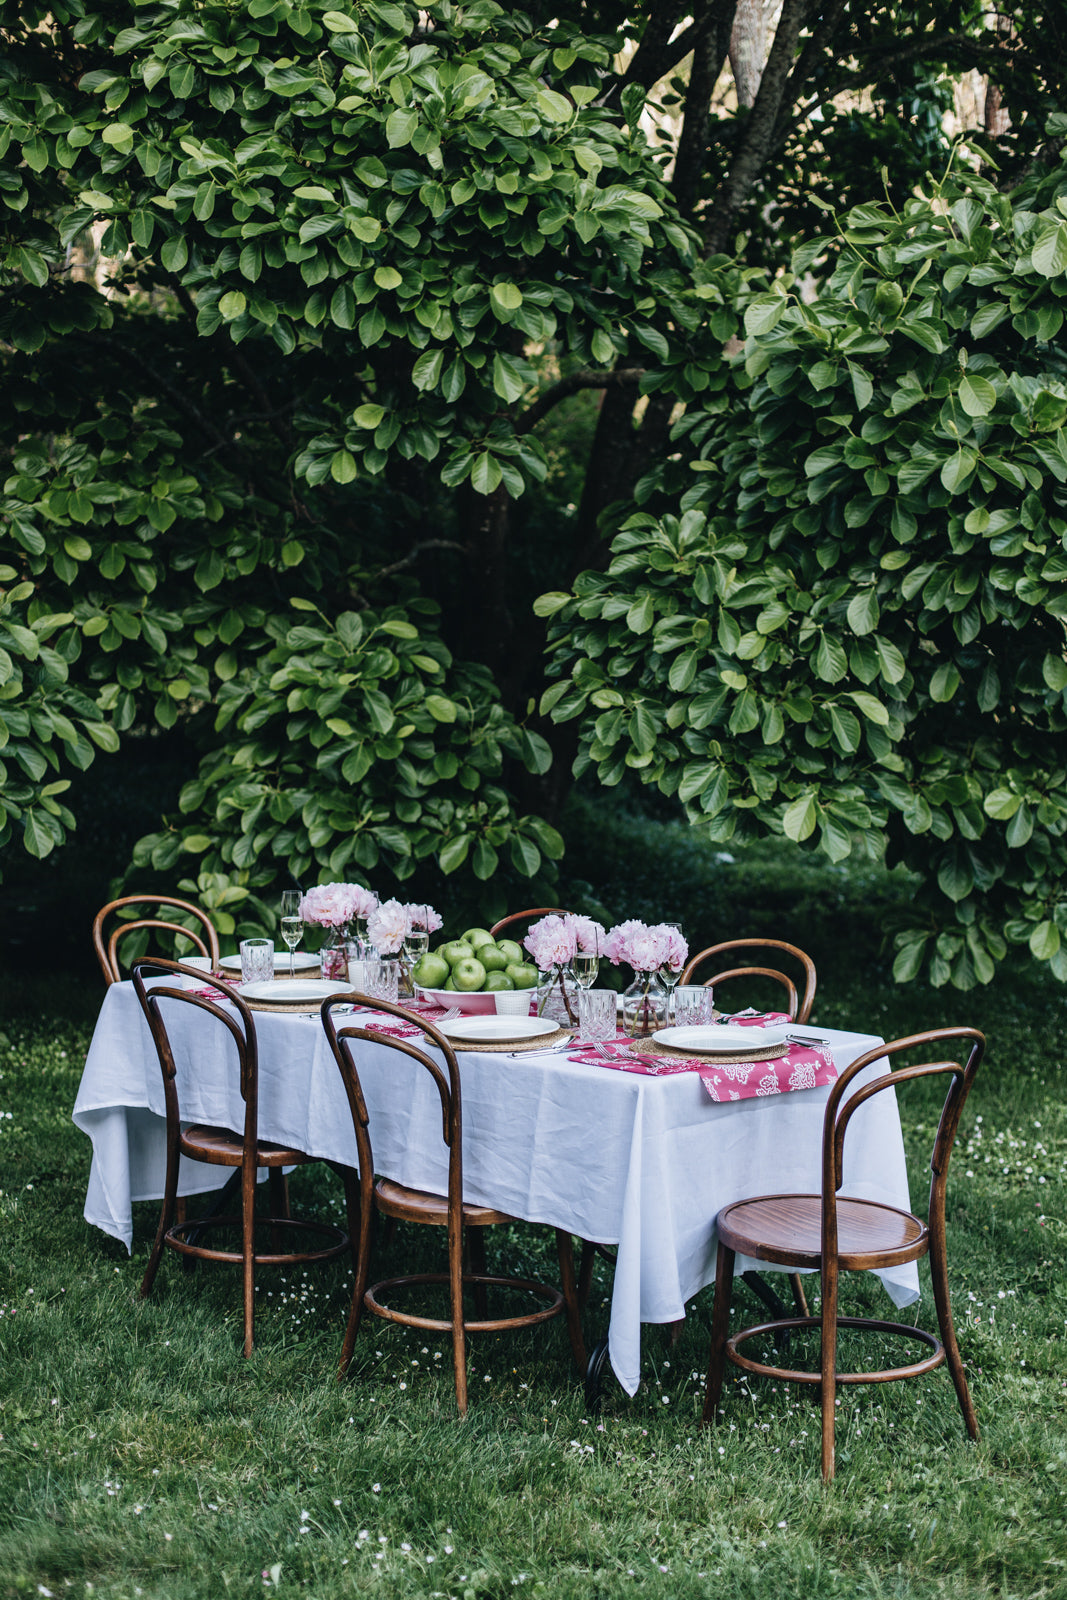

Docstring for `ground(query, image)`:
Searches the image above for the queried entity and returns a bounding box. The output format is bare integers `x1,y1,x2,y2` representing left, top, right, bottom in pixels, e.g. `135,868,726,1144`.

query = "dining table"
72,977,921,1398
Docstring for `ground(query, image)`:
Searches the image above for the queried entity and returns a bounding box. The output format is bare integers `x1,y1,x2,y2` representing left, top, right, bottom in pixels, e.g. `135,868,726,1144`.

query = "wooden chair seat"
179,1124,316,1169
718,1193,928,1271
373,1176,515,1229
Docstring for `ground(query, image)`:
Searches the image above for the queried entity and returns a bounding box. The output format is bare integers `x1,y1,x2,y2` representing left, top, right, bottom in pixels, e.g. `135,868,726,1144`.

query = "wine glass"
660,919,684,1021
572,950,600,989
279,889,303,979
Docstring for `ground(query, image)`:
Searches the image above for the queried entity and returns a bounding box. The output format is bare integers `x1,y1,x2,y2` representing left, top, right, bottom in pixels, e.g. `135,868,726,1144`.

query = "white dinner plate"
435,1015,558,1045
220,951,319,972
239,978,351,1003
652,1022,792,1053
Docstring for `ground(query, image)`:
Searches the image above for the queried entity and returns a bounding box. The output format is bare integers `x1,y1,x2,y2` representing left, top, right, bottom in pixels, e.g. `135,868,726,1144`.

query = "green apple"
443,975,456,991
438,939,474,968
461,927,495,950
452,956,487,992
412,951,450,990
495,938,524,965
478,944,508,973
505,962,538,990
484,970,515,991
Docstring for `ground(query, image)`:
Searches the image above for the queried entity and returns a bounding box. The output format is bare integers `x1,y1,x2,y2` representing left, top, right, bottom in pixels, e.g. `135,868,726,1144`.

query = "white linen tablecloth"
72,984,920,1396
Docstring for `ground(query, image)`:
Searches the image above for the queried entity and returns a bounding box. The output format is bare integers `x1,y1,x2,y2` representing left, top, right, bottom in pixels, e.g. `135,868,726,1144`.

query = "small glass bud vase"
622,970,669,1038
536,964,579,1028
319,924,350,981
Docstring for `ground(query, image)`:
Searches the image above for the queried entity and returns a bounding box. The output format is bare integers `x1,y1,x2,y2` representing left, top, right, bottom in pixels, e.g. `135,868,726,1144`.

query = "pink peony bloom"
524,914,578,970
301,882,371,928
570,914,607,954
367,898,410,955
658,924,689,973
348,885,379,920
604,919,685,971
404,903,443,933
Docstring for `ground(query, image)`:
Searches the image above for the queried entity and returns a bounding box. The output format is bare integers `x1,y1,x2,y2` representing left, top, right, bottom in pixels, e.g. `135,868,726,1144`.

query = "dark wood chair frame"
95,895,221,986
702,1026,985,1480
488,906,568,941
133,958,357,1357
322,994,587,1413
679,938,818,1025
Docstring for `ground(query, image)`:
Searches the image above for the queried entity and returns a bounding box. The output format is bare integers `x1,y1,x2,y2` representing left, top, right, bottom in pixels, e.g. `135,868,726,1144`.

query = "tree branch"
373,538,468,582
703,0,817,256
673,12,735,220
514,367,646,434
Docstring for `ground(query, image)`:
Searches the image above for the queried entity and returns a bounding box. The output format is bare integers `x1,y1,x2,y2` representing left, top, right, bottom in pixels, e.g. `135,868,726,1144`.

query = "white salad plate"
434,1015,558,1045
239,978,350,1004
652,1022,792,1053
220,950,318,972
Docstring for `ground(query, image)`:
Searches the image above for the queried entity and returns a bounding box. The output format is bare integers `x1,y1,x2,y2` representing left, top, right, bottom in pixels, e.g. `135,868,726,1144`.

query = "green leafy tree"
541,154,1067,988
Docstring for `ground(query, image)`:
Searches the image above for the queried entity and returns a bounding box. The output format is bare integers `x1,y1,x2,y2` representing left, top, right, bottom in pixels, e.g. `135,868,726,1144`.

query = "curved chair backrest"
489,907,568,942
680,939,817,1023
131,957,258,1166
820,1027,985,1257
94,896,221,986
321,994,462,1220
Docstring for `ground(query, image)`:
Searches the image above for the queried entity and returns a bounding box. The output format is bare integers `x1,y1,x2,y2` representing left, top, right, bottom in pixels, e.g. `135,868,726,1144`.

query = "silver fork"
591,1041,626,1061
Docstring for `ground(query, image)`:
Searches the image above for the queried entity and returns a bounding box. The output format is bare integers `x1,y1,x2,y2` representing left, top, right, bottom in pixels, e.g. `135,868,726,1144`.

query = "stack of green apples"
411,928,539,994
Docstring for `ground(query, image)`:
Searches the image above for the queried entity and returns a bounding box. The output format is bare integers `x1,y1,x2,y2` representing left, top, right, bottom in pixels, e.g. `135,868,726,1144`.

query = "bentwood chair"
322,995,586,1412
702,1027,984,1480
680,939,817,1024
133,959,357,1357
94,896,220,986
489,906,568,943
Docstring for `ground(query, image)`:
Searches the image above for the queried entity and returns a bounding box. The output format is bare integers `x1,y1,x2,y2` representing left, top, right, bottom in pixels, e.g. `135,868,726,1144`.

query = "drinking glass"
279,890,303,979
660,918,685,1020
240,937,274,985
363,958,399,1007
675,985,714,1027
572,951,600,989
578,987,618,1043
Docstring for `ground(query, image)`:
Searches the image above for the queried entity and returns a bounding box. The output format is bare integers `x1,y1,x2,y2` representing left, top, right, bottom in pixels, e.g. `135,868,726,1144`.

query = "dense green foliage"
542,157,1067,989
0,0,717,910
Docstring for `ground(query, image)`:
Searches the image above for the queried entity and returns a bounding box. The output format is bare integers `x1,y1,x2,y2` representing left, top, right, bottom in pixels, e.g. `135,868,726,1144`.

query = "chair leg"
702,1244,735,1424
819,1258,840,1482
789,1271,809,1317
449,1214,468,1416
267,1167,288,1254
929,1221,979,1440
578,1239,597,1309
466,1226,489,1320
555,1230,587,1372
140,1123,182,1300
241,1159,257,1359
338,1175,374,1380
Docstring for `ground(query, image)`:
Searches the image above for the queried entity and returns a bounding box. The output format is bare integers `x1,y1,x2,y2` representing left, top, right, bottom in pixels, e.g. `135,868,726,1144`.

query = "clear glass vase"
622,970,669,1037
319,923,350,981
536,964,579,1028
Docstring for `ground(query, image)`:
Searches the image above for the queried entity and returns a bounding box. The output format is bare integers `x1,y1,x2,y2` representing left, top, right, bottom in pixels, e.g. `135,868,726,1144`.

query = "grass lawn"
1,825,1066,1600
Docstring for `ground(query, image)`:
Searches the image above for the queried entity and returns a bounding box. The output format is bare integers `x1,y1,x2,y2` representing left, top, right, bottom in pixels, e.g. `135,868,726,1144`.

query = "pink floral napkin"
567,1018,837,1102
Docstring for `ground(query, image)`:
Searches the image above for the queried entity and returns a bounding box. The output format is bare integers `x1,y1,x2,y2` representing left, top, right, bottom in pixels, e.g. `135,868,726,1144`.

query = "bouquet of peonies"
300,882,377,929
604,919,688,973
366,898,410,957
404,903,443,934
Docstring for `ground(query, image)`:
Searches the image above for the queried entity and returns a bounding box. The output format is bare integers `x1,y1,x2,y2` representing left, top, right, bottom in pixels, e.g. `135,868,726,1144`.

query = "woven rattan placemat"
627,1036,788,1064
446,1025,573,1054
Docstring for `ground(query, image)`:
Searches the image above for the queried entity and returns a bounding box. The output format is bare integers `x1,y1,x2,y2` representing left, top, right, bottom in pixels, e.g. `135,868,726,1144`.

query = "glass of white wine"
279,889,303,979
572,951,600,989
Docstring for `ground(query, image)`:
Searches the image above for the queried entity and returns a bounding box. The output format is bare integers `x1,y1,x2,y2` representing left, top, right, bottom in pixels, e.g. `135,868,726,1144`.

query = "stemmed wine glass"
572,949,600,989
660,919,685,1022
279,889,303,980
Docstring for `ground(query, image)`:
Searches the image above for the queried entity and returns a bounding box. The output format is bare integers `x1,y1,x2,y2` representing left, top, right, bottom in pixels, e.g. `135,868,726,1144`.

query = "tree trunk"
729,0,770,108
